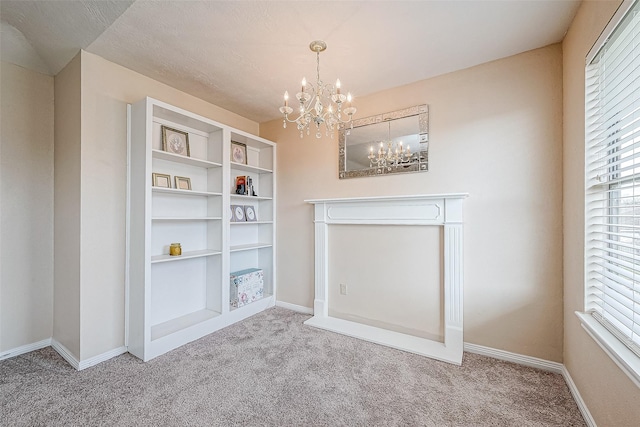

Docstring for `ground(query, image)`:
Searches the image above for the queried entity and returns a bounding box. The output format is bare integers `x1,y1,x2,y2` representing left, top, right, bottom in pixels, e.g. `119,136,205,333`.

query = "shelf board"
152,217,222,221
230,221,273,225
152,149,222,168
152,187,222,197
230,161,273,174
151,249,222,263
151,308,221,341
230,194,272,201
230,242,273,253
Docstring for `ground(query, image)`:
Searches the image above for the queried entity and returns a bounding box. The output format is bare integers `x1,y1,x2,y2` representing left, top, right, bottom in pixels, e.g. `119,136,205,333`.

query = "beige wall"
53,54,82,357
328,225,443,341
0,62,54,352
77,51,259,360
261,44,564,362
563,1,640,425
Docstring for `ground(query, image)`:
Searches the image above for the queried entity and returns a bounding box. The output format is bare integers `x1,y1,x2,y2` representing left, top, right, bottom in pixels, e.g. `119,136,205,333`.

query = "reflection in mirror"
339,105,428,179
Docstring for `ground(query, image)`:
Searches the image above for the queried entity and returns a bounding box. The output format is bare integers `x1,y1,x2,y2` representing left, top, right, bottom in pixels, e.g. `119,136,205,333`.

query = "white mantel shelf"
305,193,468,365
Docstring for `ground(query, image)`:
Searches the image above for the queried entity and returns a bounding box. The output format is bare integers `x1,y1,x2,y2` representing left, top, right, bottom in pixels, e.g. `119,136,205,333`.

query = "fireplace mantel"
304,193,468,365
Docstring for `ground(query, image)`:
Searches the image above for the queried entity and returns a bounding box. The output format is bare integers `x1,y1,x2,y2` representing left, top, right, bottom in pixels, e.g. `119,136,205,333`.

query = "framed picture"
152,173,171,188
174,176,192,190
231,141,247,164
162,125,190,157
244,205,257,222
235,175,247,195
231,204,245,222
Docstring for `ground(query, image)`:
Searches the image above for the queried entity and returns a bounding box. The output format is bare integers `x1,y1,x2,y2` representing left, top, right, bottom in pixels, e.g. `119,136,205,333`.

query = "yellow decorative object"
169,243,182,256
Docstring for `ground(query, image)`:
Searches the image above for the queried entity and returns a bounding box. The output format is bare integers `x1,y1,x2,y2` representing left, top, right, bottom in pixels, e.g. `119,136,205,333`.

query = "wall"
563,0,640,425
0,62,54,352
328,225,443,341
261,44,564,362
77,51,259,360
53,54,82,357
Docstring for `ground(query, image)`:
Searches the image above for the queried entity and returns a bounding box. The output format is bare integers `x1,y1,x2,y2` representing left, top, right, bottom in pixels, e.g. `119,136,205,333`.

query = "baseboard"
275,300,313,315
0,338,52,361
51,339,80,370
562,366,597,427
463,342,564,374
78,346,127,370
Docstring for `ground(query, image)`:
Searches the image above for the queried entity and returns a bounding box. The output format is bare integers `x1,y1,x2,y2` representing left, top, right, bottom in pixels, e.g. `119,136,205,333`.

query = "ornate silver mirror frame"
338,105,429,179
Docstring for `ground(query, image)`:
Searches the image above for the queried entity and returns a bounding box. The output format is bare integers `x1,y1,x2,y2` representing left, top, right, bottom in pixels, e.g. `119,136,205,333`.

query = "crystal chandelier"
367,120,414,170
279,40,357,139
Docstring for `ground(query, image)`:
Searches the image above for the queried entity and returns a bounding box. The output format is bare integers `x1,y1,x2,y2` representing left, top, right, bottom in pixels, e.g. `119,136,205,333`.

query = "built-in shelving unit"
128,97,276,361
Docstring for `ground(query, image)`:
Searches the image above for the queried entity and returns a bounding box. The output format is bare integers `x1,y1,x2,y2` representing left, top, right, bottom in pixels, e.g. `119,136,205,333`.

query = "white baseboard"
463,342,564,374
78,346,127,370
464,343,595,426
51,339,80,370
51,339,127,371
562,366,597,427
276,300,313,315
0,338,52,361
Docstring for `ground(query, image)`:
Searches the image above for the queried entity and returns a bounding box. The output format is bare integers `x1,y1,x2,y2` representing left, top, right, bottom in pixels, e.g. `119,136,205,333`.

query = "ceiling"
0,0,582,123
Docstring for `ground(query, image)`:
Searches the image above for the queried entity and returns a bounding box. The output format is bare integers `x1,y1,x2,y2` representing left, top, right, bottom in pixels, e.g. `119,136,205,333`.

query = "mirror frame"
338,104,429,179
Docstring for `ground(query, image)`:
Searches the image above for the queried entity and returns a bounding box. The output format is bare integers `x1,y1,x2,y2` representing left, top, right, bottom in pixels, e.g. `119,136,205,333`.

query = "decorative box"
230,268,264,308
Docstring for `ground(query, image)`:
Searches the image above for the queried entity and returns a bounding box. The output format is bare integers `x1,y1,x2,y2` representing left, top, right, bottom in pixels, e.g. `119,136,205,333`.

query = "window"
582,0,640,386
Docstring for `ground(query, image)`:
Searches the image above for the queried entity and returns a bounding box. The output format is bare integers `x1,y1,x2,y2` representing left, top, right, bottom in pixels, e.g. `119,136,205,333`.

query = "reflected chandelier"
279,40,357,139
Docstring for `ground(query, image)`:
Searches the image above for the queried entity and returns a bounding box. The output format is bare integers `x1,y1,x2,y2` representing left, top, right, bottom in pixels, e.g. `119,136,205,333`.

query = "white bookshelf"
128,97,276,361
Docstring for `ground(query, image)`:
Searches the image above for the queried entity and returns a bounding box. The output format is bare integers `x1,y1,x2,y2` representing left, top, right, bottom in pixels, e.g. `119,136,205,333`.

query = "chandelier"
367,120,414,170
279,40,357,139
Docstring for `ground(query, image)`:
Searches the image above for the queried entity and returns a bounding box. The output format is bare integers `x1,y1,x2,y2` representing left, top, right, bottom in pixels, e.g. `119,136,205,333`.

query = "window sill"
575,311,640,388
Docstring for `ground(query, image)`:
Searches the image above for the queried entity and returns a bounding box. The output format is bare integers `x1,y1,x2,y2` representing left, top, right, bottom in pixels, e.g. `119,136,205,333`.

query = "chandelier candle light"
368,120,413,170
280,40,357,139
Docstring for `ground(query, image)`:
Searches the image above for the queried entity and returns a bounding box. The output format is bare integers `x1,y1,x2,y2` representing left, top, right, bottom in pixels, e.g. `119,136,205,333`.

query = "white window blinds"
585,0,640,357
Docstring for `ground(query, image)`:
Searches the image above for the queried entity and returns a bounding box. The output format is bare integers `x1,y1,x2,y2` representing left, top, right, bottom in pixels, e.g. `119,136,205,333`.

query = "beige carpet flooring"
0,307,585,426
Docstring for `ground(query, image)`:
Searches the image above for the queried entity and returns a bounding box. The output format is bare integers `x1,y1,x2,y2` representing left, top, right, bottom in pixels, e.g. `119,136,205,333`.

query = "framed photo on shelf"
231,204,246,222
162,125,190,157
244,205,257,222
174,176,192,190
152,173,171,188
231,141,247,164
235,175,246,195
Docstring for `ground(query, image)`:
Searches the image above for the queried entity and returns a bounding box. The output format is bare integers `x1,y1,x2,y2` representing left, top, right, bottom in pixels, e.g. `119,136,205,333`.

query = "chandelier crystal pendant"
279,40,357,139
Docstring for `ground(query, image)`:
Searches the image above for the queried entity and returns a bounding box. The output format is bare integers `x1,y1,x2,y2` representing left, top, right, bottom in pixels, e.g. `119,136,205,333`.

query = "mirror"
338,105,429,179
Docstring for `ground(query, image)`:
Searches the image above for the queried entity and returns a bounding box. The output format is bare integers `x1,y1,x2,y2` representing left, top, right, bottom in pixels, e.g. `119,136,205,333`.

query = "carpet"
0,307,585,426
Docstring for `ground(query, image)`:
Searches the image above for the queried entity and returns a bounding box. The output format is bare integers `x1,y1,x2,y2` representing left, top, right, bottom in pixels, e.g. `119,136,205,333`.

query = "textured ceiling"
1,0,581,123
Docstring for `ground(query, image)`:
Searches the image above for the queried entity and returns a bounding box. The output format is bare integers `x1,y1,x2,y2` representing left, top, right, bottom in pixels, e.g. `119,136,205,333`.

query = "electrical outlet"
340,283,348,295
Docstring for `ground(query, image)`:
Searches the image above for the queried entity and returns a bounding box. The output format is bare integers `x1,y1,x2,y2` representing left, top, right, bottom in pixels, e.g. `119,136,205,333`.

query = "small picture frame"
244,205,257,222
231,204,245,222
162,125,190,157
175,176,192,190
231,141,247,164
152,173,171,188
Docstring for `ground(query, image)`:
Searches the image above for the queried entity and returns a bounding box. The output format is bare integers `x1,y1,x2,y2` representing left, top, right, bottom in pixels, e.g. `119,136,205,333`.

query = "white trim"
586,0,635,64
463,343,563,374
575,312,640,388
275,300,313,315
562,365,597,427
78,346,127,370
0,338,51,361
51,339,128,371
51,339,80,370
464,343,595,426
